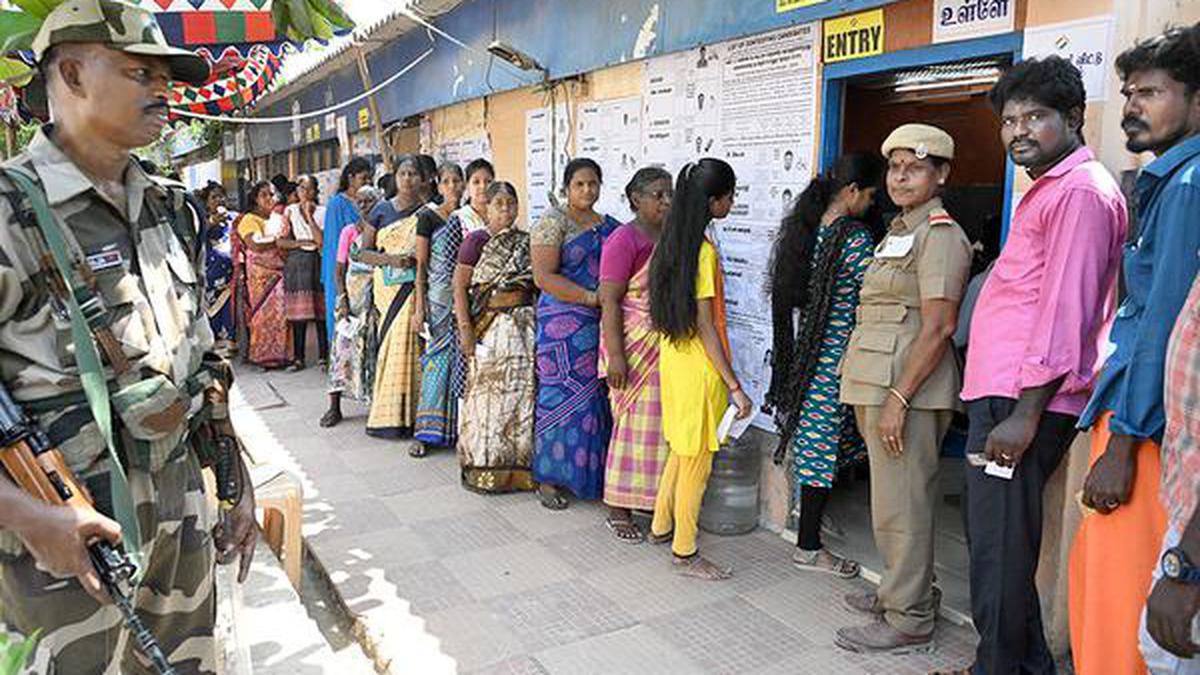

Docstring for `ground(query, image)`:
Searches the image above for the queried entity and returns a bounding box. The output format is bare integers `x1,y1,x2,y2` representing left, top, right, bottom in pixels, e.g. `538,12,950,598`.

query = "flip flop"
647,530,673,545
672,554,732,580
791,549,860,579
538,487,569,511
409,442,428,458
605,517,644,544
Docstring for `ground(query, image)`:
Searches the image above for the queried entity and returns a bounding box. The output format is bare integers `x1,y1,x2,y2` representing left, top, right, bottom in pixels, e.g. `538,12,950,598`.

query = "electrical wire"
170,47,434,124
393,4,540,84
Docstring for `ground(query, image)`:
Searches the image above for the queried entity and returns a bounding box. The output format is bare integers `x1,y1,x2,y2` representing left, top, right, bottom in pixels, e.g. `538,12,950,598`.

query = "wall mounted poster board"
637,22,820,430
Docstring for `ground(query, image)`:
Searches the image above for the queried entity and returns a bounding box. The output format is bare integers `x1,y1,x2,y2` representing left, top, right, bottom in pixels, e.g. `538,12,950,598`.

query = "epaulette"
928,208,956,226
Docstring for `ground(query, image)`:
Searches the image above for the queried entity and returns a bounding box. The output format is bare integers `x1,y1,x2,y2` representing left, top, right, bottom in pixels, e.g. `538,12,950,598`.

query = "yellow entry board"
823,9,885,63
777,0,827,12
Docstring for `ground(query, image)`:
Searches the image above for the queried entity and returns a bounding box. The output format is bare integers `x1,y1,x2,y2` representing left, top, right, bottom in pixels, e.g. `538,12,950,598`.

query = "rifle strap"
0,166,144,576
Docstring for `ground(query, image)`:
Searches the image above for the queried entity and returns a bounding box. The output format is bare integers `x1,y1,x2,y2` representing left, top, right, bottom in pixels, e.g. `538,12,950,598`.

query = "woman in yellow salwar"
647,158,751,580
360,155,427,438
453,182,538,493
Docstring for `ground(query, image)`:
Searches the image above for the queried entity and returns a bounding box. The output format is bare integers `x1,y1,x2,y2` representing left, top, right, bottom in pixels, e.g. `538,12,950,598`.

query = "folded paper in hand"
717,404,754,444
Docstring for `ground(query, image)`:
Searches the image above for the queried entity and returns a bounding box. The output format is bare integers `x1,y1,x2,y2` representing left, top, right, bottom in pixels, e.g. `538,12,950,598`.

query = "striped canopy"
134,0,350,118
0,0,352,121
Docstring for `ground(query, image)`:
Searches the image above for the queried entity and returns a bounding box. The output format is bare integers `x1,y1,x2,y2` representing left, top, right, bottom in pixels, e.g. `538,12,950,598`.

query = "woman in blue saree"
531,158,619,509
412,159,492,456
322,157,374,344
200,182,237,353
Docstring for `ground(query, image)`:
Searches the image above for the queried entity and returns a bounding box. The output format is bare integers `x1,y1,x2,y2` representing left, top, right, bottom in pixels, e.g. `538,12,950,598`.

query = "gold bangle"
887,387,911,409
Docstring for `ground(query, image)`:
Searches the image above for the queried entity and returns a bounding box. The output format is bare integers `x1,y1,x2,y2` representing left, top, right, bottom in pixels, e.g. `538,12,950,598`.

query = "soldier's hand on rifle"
212,462,257,583
17,501,120,604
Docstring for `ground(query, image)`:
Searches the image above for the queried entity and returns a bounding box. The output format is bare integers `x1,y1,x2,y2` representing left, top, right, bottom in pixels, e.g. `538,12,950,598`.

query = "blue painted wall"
248,0,899,154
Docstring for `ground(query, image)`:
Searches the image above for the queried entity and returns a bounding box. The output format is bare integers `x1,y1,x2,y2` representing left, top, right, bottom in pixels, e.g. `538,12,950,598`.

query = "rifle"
0,381,177,675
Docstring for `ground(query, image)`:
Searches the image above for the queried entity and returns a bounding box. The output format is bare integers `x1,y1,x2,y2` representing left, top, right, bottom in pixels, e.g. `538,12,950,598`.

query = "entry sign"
933,0,1015,44
824,9,884,63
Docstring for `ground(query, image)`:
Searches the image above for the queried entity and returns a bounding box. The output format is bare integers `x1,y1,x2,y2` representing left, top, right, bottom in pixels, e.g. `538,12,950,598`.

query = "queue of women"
198,122,1000,636
202,122,963,583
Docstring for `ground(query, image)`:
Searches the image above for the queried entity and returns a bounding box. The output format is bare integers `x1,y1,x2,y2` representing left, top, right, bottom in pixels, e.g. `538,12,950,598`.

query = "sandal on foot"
672,554,732,580
319,409,343,428
647,530,673,545
537,487,569,511
605,517,644,544
792,548,860,579
409,442,428,458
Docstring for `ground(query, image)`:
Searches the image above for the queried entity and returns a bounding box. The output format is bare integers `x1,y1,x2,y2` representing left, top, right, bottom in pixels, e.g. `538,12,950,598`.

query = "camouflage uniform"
0,2,221,673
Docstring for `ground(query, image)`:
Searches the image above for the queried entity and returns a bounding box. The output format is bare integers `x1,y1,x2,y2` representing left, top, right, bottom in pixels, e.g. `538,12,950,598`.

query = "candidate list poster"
525,104,571,224
577,96,643,221
716,22,820,430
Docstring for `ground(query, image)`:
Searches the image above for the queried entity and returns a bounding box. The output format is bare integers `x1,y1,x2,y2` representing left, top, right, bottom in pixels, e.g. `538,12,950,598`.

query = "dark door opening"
816,57,1012,620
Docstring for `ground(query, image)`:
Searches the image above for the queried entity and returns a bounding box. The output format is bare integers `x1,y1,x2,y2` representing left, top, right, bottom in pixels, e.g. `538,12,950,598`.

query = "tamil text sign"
933,0,1015,43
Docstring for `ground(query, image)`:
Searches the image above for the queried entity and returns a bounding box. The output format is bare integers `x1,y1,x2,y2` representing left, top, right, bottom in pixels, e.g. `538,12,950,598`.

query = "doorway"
814,48,1018,621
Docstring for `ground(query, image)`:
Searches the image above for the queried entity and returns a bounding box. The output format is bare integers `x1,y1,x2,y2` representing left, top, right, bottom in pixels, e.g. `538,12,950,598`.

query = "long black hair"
649,158,736,342
766,152,884,463
338,156,372,193
768,152,884,313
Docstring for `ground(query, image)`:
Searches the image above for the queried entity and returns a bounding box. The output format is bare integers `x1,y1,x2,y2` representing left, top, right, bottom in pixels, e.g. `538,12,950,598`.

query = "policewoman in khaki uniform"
835,124,972,654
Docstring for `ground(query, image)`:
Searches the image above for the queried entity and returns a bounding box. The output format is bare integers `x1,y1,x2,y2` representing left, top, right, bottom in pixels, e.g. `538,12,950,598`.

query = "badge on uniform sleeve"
85,245,124,272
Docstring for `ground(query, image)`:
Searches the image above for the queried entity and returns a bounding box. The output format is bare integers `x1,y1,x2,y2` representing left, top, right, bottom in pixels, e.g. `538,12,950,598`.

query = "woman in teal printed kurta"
765,152,885,577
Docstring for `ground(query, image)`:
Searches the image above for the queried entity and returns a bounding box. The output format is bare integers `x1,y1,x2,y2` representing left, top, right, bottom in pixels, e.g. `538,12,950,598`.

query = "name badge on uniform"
85,245,124,272
876,234,915,259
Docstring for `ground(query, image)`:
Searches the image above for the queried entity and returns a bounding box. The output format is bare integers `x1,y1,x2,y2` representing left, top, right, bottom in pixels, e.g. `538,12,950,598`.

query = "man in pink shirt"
956,56,1128,674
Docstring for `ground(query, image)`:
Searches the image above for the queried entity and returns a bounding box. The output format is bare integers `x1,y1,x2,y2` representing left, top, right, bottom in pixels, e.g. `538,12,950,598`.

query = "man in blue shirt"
1071,24,1200,675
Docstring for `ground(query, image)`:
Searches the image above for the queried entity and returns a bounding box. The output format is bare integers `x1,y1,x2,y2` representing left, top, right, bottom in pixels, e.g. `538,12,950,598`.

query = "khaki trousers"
855,404,952,637
650,451,715,557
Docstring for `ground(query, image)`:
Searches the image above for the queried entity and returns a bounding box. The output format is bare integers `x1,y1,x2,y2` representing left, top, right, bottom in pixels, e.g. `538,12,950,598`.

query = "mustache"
1009,139,1037,151
1122,116,1149,132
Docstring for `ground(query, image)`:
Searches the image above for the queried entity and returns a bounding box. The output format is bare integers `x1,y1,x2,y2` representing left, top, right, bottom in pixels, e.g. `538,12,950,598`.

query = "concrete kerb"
301,538,394,674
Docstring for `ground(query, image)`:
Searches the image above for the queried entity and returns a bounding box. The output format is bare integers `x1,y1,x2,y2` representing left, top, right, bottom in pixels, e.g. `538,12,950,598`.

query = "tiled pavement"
231,366,978,674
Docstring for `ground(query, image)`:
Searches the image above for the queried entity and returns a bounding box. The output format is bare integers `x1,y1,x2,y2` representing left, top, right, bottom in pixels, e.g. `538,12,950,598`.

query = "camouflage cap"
32,0,209,86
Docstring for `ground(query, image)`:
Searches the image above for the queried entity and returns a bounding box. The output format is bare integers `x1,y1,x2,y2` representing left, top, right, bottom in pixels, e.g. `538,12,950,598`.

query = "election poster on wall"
637,22,821,430
435,135,493,168
577,96,643,221
1023,15,1116,102
525,104,571,224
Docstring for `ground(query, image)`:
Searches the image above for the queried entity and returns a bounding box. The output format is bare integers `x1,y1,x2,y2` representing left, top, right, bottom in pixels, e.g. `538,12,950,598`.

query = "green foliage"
0,9,41,53
0,629,39,675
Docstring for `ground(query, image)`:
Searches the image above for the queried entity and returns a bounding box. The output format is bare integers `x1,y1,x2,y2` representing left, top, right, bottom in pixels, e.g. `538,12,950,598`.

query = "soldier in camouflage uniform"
0,1,258,672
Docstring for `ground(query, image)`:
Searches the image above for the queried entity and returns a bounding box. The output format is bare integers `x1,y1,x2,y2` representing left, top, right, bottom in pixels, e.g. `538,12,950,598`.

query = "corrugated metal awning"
256,0,464,110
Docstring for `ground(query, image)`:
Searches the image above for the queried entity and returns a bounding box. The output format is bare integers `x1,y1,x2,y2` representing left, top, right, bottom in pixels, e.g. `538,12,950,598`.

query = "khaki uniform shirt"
839,197,972,410
0,128,213,485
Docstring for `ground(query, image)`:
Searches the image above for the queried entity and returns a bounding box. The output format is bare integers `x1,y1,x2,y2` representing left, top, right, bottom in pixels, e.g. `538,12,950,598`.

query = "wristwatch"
1162,547,1200,584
